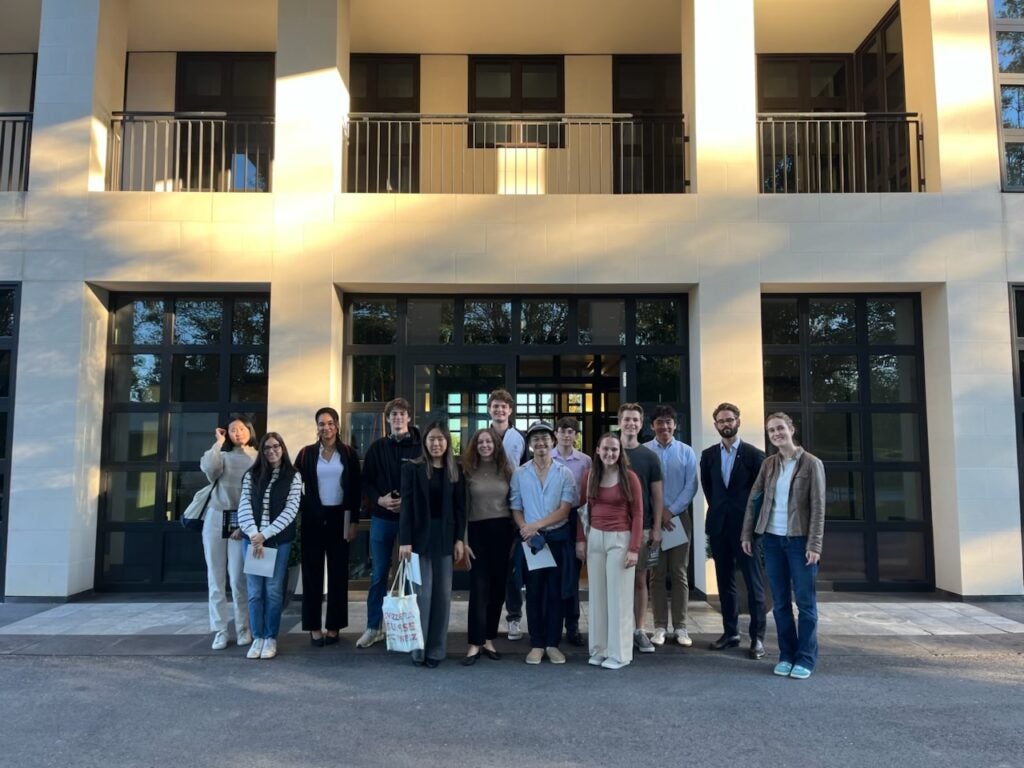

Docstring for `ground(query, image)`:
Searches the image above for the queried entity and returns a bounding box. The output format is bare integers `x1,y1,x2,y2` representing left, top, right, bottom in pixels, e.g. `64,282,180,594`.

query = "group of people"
198,390,826,680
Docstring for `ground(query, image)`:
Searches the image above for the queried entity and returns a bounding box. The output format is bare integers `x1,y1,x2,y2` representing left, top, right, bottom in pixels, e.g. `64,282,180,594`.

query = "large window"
762,294,932,589
0,285,20,598
98,294,270,590
992,0,1024,188
347,54,420,193
468,56,564,148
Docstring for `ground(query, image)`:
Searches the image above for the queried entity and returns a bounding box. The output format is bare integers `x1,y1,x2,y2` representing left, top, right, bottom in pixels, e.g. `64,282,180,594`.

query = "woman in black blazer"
294,407,362,646
398,421,466,667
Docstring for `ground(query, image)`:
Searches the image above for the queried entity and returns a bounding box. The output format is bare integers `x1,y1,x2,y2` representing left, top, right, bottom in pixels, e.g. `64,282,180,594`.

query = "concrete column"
923,284,1024,596
901,0,1003,194
274,0,350,193
689,268,766,597
6,284,108,597
265,253,344,450
682,0,758,194
30,0,127,193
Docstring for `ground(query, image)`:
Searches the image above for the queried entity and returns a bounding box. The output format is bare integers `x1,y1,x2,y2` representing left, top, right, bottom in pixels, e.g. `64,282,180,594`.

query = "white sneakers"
236,628,252,647
545,647,566,664
355,627,386,648
651,627,667,646
260,639,278,659
675,628,693,647
246,639,264,659
211,631,229,650
507,620,523,640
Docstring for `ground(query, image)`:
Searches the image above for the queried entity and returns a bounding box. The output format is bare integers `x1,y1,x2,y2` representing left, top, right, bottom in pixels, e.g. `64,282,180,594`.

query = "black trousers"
301,506,350,632
710,525,766,641
467,518,515,646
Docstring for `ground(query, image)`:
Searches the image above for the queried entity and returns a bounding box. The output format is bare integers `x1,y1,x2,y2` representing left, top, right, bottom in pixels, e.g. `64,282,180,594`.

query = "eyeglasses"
263,443,283,453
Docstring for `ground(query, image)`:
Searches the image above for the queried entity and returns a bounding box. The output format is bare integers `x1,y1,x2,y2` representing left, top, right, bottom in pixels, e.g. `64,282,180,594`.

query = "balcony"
107,112,274,192
757,112,925,193
0,113,31,192
344,113,688,195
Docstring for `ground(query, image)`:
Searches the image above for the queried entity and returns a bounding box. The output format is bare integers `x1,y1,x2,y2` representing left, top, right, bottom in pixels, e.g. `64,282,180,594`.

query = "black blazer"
700,440,765,539
398,461,466,556
295,441,363,522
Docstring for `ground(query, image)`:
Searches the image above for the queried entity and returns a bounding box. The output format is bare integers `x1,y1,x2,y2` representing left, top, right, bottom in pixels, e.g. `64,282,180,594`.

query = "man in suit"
700,402,768,659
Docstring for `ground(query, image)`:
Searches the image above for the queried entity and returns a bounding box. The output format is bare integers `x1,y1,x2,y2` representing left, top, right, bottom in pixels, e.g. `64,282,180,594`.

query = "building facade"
0,0,1022,599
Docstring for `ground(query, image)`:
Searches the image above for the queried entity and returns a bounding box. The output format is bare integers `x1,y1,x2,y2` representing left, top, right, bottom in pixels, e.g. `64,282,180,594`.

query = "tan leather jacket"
740,448,826,554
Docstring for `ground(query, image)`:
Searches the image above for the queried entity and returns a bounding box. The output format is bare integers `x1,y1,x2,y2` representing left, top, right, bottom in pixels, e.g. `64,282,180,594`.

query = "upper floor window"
993,0,1024,189
176,53,275,114
468,56,564,148
350,55,419,113
757,56,851,112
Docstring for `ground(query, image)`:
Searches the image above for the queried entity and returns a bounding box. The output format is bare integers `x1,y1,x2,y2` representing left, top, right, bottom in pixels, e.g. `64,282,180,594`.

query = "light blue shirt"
553,448,591,502
499,426,525,470
644,437,698,517
769,457,798,535
509,461,577,530
720,437,742,487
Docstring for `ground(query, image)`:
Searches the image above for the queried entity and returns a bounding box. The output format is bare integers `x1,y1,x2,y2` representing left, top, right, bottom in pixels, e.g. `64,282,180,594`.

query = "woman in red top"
576,433,644,669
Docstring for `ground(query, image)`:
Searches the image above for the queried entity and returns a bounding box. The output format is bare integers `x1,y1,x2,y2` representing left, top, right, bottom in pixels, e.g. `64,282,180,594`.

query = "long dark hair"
462,427,512,482
587,432,633,503
416,421,460,483
248,432,294,488
220,414,257,452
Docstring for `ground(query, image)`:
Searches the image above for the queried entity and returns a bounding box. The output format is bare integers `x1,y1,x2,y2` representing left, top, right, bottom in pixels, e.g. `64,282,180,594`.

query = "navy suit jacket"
700,440,765,539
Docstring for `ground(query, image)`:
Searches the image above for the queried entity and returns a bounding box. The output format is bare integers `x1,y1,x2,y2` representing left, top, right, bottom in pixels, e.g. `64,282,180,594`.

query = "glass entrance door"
408,358,509,453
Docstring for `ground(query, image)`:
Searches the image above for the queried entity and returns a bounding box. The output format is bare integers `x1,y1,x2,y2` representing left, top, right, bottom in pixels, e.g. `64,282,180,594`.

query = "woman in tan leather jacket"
741,412,825,680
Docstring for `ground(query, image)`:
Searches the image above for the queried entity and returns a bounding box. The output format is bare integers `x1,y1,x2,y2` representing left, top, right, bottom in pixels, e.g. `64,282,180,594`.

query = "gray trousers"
411,553,453,662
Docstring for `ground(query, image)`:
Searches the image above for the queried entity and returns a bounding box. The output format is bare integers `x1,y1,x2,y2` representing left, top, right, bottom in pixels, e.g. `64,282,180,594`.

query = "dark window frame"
97,291,270,592
756,54,854,113
0,283,20,599
468,55,565,115
1010,286,1024,582
175,51,276,114
762,293,933,591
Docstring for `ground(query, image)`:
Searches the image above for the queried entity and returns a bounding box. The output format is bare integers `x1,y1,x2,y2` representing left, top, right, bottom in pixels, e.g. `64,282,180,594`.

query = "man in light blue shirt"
553,416,592,647
510,421,577,664
644,404,698,647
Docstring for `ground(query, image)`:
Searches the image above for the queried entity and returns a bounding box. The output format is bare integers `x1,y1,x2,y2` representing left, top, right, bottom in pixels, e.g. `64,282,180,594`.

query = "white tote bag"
382,559,425,653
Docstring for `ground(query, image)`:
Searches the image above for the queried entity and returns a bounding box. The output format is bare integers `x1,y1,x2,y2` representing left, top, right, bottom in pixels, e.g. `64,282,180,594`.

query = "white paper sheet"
660,515,689,551
244,545,278,577
522,541,557,570
408,553,423,585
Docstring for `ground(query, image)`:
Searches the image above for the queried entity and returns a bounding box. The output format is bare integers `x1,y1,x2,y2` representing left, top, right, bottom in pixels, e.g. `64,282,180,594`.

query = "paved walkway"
1,595,1021,656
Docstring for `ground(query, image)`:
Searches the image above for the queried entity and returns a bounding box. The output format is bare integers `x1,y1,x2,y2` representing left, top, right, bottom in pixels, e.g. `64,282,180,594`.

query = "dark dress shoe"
566,629,586,647
749,639,766,659
324,633,340,646
424,658,440,668
309,633,325,647
708,634,741,651
482,647,502,661
460,652,481,667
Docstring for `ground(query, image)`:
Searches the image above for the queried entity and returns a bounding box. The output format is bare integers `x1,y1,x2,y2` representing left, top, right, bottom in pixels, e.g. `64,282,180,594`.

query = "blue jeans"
367,516,400,631
762,534,818,670
243,540,292,640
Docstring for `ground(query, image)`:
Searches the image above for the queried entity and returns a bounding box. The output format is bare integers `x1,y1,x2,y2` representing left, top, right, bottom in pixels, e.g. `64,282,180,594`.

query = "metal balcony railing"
344,113,688,194
108,112,274,192
757,112,925,193
0,113,32,192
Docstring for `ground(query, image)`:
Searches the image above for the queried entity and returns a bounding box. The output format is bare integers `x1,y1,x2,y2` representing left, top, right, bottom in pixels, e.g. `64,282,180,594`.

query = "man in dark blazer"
700,402,767,659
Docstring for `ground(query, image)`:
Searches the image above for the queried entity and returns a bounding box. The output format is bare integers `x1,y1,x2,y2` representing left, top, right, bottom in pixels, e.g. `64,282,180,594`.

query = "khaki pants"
587,528,636,664
652,513,691,631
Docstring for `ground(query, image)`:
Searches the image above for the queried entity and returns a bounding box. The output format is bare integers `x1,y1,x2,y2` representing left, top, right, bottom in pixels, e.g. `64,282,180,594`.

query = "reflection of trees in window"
0,290,16,337
232,299,269,344
869,354,917,403
761,298,799,345
352,356,395,402
174,300,222,345
811,355,859,402
115,299,164,344
230,354,268,401
128,355,161,402
866,299,915,344
521,301,568,344
464,301,512,344
1007,144,1024,187
637,354,680,403
635,299,678,345
352,301,398,344
809,300,856,344
998,31,1024,73
997,0,1024,19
